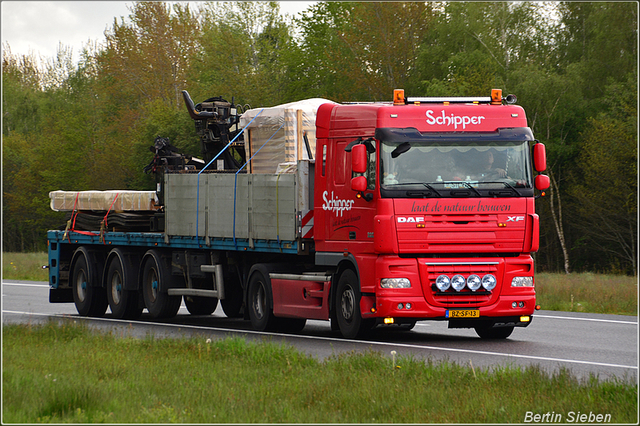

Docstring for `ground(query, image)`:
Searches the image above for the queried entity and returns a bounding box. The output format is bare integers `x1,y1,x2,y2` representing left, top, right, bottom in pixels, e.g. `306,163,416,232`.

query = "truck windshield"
378,128,534,198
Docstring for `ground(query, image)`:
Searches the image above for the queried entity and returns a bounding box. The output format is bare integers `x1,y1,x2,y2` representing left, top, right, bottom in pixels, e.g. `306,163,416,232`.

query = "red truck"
47,89,549,339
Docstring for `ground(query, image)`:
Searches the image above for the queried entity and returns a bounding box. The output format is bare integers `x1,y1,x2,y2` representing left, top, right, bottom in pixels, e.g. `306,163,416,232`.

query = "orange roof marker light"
491,89,503,104
393,89,405,105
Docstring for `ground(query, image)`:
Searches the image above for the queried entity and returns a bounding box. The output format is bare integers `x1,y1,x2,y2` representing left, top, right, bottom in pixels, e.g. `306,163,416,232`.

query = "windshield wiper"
421,183,442,197
461,182,482,197
483,181,524,197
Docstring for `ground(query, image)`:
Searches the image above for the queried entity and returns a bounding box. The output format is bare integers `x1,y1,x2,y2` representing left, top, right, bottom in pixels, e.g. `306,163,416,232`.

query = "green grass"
536,272,638,316
2,321,637,423
3,252,637,315
2,252,49,282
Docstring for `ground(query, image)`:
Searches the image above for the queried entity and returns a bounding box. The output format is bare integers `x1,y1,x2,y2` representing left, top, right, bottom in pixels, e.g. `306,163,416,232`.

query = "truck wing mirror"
533,142,547,172
351,176,367,192
535,174,550,191
352,144,367,174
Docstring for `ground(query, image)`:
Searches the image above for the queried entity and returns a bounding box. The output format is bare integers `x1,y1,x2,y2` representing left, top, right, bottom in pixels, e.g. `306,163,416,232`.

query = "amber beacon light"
393,89,405,105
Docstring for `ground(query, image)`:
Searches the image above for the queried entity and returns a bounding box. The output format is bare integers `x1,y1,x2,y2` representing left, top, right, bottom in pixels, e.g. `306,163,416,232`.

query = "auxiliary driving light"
482,274,497,291
451,274,466,292
435,275,451,291
467,274,482,292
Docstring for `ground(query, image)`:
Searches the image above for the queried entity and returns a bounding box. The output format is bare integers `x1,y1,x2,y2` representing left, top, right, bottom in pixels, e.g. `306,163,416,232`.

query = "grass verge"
3,252,49,282
2,321,637,423
536,272,638,316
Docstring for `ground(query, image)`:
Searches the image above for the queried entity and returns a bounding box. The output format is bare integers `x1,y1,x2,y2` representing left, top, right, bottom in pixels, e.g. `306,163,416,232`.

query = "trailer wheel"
184,296,218,316
71,251,107,317
335,269,374,339
475,325,514,339
106,255,142,319
141,251,181,319
247,269,276,331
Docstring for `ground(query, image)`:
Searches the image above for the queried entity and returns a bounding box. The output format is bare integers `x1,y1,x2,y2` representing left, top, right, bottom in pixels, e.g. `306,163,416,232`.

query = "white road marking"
3,309,637,371
534,313,637,325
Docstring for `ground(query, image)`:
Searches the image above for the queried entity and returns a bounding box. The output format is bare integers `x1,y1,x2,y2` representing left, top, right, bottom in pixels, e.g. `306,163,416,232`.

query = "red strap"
103,193,119,228
69,192,99,237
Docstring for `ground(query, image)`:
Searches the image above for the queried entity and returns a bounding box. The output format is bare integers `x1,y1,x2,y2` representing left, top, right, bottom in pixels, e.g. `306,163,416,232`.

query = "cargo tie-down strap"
63,192,119,244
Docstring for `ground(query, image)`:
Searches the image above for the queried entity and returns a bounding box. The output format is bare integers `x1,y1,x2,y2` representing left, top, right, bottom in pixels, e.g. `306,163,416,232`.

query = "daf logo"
397,217,425,223
506,216,525,222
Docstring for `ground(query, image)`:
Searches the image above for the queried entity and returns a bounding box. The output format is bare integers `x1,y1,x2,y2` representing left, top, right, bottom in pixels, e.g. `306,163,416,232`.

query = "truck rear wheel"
184,296,218,316
71,250,107,317
475,325,514,339
221,269,243,318
141,250,181,319
106,254,142,319
247,268,276,331
335,269,374,339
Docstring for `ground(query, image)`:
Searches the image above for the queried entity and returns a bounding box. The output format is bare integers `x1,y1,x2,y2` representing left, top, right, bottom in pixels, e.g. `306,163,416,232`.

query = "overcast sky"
2,1,315,64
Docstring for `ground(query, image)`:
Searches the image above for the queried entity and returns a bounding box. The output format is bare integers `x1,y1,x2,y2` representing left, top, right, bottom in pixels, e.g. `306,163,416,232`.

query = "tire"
71,250,108,317
184,296,218,316
221,269,243,318
475,325,514,339
274,317,307,333
247,269,276,331
141,251,181,319
106,255,143,319
335,269,374,339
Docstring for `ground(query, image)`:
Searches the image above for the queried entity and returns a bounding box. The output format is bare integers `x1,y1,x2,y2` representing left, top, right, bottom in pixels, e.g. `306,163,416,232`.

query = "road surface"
2,280,637,382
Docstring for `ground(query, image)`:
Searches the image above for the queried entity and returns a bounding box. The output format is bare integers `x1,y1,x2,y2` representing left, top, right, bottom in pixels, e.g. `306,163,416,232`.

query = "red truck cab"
313,89,549,339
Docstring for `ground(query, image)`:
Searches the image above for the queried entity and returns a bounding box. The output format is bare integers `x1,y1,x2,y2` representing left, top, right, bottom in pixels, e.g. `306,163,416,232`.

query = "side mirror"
351,176,367,192
533,143,547,172
535,174,550,191
352,143,367,174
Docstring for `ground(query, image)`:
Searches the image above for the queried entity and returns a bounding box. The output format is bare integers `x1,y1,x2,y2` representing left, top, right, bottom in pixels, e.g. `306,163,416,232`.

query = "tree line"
2,1,637,274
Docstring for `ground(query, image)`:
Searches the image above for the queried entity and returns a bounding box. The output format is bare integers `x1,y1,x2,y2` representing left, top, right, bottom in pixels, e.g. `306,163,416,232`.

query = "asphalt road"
3,280,637,382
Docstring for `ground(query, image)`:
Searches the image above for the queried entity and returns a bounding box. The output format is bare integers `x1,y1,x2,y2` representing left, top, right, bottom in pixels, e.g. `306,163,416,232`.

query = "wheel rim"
75,269,87,303
253,281,266,320
341,285,356,323
111,270,123,305
146,267,159,303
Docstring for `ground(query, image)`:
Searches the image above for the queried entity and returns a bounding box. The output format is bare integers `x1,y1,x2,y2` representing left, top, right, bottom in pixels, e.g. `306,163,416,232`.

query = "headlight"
511,276,534,287
451,274,466,292
467,274,481,291
435,275,451,291
380,278,411,289
482,274,497,291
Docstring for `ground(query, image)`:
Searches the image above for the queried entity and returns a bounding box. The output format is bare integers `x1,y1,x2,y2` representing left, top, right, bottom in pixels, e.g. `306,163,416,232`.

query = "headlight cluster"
511,277,534,287
435,274,497,292
380,278,411,289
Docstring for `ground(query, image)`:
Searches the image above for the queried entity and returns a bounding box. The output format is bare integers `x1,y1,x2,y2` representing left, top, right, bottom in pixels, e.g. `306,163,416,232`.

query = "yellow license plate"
446,309,479,319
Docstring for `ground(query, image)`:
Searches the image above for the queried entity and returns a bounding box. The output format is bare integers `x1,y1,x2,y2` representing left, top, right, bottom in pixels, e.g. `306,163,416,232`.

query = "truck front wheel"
335,269,374,339
475,325,514,339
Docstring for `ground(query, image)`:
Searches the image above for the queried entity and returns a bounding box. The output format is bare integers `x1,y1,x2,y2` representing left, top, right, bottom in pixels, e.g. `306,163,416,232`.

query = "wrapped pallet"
239,98,334,174
49,190,159,212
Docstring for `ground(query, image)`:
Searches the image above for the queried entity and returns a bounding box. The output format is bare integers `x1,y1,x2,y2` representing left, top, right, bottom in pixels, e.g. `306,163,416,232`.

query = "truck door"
321,138,376,251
